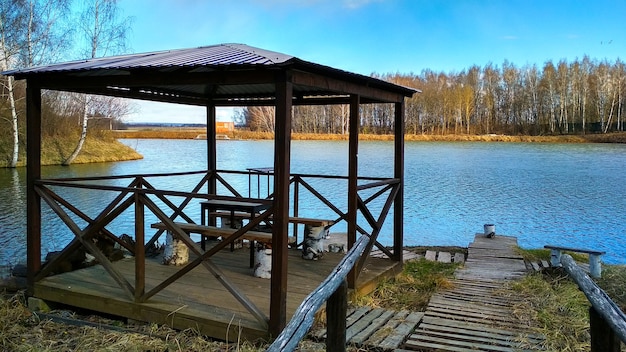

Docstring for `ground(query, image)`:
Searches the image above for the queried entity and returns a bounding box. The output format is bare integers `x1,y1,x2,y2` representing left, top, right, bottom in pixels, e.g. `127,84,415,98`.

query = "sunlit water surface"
1,139,624,265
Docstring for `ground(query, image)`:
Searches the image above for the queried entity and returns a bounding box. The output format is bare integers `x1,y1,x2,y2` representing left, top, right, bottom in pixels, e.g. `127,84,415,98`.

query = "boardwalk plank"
402,339,483,352
365,310,409,347
418,322,535,344
351,309,395,344
377,311,423,349
422,316,544,341
428,297,513,315
413,328,520,348
346,308,385,341
406,333,517,352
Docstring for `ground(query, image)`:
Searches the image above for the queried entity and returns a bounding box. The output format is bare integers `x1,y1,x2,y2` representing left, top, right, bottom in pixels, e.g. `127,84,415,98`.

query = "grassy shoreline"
1,132,143,168
113,129,626,143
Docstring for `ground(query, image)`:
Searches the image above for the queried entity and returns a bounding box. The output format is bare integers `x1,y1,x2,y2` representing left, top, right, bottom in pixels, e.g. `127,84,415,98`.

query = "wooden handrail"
267,235,369,352
560,254,626,351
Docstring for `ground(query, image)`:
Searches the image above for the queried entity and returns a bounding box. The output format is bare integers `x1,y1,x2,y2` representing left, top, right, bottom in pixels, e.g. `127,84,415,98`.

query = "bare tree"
64,0,132,165
1,0,71,167
248,106,275,132
0,0,26,168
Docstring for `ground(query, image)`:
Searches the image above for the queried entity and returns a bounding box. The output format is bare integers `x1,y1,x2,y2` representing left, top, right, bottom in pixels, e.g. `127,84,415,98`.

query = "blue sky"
117,0,625,123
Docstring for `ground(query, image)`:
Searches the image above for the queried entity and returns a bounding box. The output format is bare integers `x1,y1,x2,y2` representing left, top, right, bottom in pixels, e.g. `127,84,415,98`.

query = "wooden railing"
31,169,400,333
559,254,626,351
34,171,273,328
267,235,369,352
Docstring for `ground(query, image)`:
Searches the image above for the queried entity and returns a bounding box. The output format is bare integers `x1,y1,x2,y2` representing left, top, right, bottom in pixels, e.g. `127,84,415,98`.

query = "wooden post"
590,306,620,352
550,249,561,267
347,94,360,289
589,254,602,278
26,81,42,296
326,279,348,352
134,190,145,301
292,180,299,244
206,103,217,196
393,101,405,262
269,71,292,337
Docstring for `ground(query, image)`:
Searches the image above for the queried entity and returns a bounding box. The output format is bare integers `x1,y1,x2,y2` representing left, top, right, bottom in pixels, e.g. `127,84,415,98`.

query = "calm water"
1,139,625,264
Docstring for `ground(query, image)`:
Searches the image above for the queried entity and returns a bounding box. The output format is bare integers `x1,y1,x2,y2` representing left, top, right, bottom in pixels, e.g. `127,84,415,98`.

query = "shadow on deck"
33,241,402,342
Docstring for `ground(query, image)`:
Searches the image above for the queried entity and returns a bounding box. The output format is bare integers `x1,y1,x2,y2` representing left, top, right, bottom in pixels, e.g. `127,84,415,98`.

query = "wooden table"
200,199,272,266
246,167,274,198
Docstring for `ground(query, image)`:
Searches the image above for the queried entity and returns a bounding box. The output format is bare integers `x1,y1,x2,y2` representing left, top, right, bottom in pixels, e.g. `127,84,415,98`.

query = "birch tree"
0,0,26,168
64,0,131,165
1,0,70,167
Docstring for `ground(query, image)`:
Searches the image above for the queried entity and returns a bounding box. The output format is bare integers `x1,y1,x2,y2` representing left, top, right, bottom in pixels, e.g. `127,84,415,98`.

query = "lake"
1,139,625,265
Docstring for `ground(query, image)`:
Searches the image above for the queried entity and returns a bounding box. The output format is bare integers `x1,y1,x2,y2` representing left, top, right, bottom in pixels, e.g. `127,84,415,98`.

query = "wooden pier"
305,234,543,351
402,234,545,351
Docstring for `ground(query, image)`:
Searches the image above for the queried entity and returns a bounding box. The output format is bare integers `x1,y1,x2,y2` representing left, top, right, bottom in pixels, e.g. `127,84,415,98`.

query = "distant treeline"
242,56,625,135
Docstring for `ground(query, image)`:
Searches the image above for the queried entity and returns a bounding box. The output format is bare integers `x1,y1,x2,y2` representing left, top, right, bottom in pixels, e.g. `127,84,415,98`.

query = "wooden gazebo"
5,44,417,339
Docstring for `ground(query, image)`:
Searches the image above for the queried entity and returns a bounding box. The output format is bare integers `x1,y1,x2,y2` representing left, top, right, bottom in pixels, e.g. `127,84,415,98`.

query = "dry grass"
508,249,626,351
0,292,267,351
353,256,460,311
514,247,589,263
507,270,591,351
596,265,626,312
41,133,143,166
0,292,365,351
112,128,207,139
2,131,142,167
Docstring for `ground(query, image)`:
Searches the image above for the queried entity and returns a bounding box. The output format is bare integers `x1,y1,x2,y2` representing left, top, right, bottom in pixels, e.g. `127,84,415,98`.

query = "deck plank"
34,240,401,342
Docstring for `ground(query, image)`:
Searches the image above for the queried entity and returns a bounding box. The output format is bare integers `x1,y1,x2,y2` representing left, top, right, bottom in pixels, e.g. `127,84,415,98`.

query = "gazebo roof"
4,43,416,106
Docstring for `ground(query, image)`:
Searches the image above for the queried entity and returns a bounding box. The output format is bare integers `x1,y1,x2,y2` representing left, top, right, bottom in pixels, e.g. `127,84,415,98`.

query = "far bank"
112,129,626,144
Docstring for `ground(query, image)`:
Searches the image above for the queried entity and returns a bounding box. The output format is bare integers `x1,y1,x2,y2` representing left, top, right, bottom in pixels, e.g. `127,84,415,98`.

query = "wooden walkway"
307,234,545,351
401,234,545,351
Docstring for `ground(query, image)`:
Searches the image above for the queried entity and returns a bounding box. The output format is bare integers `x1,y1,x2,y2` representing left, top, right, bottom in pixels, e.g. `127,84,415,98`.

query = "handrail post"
589,254,602,278
326,279,348,352
549,249,561,267
590,306,620,352
293,177,300,242
134,183,145,302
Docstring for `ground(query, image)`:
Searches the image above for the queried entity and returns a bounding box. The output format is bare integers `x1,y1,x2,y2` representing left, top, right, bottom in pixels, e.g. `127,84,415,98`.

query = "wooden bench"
209,211,333,247
544,245,606,278
209,211,332,227
151,222,273,268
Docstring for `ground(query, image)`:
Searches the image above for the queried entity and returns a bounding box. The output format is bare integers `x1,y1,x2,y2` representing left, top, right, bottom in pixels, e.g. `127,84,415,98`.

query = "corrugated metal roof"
2,43,417,104
3,44,294,75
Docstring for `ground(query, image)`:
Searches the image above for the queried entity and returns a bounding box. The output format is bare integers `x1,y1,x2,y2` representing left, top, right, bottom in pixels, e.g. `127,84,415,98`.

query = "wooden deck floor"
33,240,401,342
